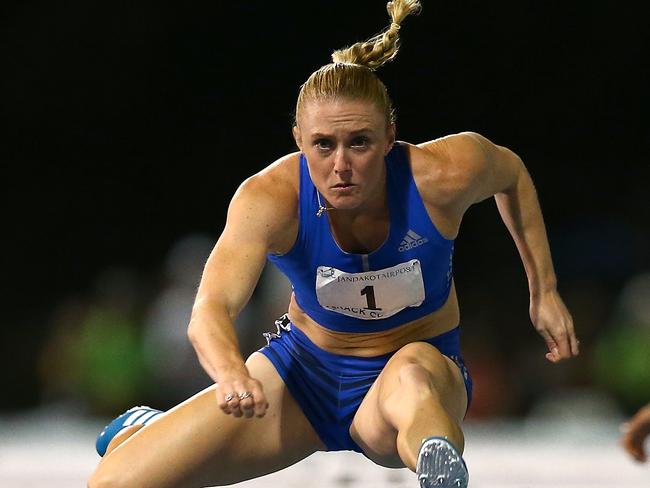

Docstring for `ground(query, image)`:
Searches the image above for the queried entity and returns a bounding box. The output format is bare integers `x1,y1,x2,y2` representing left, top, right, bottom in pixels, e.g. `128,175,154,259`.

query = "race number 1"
315,260,425,320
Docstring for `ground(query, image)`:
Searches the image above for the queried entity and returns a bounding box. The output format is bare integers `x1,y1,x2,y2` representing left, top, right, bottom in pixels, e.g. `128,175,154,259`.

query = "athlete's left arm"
457,131,579,363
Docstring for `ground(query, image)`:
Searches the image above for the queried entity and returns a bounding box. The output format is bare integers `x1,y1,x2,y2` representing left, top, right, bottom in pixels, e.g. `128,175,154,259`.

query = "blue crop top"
267,143,455,333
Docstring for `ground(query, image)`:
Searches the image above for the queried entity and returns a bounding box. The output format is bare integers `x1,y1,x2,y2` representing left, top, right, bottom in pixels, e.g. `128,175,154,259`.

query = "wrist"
211,347,246,372
529,276,557,300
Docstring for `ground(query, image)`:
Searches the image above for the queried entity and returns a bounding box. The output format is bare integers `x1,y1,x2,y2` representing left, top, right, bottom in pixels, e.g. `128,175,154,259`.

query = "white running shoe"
416,437,469,488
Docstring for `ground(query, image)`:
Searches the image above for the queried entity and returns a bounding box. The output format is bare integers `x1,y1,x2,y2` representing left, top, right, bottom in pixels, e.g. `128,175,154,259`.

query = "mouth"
332,183,355,189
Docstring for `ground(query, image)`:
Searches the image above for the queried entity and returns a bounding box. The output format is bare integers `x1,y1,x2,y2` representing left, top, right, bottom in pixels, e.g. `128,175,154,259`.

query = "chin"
328,195,362,211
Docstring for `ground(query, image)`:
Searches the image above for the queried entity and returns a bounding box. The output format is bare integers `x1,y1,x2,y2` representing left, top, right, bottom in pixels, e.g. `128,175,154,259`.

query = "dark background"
2,1,648,415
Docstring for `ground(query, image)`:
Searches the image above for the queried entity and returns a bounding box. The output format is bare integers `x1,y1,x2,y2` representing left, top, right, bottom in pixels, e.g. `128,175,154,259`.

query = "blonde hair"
295,0,422,127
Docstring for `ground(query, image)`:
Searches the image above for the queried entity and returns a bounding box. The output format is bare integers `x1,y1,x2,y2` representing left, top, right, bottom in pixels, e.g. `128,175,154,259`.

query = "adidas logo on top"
398,230,429,252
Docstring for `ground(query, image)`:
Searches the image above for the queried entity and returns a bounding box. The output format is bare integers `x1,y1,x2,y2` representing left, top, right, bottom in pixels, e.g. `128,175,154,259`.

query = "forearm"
187,297,247,383
494,162,557,298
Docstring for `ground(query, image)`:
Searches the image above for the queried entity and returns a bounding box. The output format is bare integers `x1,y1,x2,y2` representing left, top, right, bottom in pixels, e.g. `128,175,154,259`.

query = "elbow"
186,295,234,346
187,309,202,346
187,296,206,345
186,296,217,346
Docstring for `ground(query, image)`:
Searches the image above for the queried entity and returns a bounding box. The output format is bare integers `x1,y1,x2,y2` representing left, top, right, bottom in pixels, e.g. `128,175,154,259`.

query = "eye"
314,138,333,151
350,136,370,148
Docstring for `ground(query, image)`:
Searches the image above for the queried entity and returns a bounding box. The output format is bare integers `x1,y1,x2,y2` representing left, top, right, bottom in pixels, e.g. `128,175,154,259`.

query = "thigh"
91,352,325,488
349,342,467,467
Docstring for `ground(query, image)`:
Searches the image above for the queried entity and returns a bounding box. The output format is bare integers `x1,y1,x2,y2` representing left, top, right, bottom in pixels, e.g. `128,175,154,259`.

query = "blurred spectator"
461,320,519,420
141,233,215,408
593,272,650,412
38,295,89,408
38,266,148,416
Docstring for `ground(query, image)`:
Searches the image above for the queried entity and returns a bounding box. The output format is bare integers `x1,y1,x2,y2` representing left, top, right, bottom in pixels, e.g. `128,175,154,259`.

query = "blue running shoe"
95,406,163,456
416,437,469,488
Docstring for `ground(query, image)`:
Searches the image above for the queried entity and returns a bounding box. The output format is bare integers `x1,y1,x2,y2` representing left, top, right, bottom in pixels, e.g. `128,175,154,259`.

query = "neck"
316,191,335,217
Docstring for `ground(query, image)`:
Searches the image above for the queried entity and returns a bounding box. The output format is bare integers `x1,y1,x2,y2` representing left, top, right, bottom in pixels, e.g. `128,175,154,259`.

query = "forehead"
299,98,384,133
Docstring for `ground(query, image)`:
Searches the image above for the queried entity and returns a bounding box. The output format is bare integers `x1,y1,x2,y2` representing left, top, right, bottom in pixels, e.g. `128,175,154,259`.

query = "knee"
395,362,440,401
394,342,448,367
392,343,450,391
379,360,444,430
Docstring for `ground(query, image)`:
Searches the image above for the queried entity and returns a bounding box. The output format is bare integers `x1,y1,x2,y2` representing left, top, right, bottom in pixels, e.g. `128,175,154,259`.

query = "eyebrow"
310,128,373,138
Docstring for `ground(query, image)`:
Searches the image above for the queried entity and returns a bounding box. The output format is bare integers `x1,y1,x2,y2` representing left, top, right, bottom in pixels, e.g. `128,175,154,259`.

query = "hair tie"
390,22,401,31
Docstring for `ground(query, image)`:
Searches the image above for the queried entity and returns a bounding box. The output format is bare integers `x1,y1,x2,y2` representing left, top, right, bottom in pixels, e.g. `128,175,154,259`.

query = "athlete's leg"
350,341,468,470
88,352,325,488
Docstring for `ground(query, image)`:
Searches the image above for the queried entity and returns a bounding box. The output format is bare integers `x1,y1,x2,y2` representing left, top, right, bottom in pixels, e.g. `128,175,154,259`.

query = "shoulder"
407,131,524,208
226,151,301,254
412,132,492,179
236,151,300,202
398,133,491,207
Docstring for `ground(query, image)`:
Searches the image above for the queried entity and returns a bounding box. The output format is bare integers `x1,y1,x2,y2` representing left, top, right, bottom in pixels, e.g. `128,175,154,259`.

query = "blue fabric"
267,142,456,333
259,316,472,453
95,406,163,456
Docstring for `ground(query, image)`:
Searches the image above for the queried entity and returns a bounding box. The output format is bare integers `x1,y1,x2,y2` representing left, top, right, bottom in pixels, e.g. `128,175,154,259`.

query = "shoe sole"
416,437,469,488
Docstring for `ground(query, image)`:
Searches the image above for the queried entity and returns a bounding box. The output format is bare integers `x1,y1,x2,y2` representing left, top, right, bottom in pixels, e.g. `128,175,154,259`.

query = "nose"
332,147,351,175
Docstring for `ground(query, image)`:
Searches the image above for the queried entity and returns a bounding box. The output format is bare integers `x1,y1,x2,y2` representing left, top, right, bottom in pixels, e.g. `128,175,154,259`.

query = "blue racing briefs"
258,315,472,452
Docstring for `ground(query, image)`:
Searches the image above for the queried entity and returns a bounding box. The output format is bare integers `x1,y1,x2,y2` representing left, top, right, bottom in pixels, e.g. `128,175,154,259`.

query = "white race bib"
315,260,425,320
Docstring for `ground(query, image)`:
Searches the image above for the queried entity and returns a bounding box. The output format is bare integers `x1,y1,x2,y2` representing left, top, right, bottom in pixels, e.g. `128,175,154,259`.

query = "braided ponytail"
296,1,422,127
332,0,422,70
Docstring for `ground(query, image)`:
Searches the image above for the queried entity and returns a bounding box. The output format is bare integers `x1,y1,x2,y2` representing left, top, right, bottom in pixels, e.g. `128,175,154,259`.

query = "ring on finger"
238,391,253,400
224,393,235,402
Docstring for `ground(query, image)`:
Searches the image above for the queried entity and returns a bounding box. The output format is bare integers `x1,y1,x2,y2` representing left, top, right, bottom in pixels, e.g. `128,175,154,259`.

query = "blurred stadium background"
2,1,648,485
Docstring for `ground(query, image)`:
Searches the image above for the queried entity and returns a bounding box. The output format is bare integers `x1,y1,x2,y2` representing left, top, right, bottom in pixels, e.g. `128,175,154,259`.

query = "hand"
215,366,269,418
529,289,579,363
621,404,650,462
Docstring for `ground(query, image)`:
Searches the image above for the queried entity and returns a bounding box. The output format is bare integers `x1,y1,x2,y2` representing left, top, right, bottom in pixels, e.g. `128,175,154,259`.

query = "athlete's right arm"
187,160,298,418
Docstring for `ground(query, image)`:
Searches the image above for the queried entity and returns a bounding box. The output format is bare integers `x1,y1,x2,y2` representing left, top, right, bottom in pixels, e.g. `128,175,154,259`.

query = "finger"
553,329,572,359
243,408,254,419
624,441,646,462
216,386,236,411
239,380,267,418
629,408,650,433
255,401,270,418
239,395,254,407
541,335,561,363
565,318,580,356
250,387,268,418
227,385,243,411
238,393,255,418
545,351,560,363
537,328,558,356
231,404,243,418
622,430,647,461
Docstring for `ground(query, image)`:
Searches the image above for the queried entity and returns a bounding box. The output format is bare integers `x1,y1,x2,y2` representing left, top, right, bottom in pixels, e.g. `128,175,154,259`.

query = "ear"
384,123,396,155
292,125,303,151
